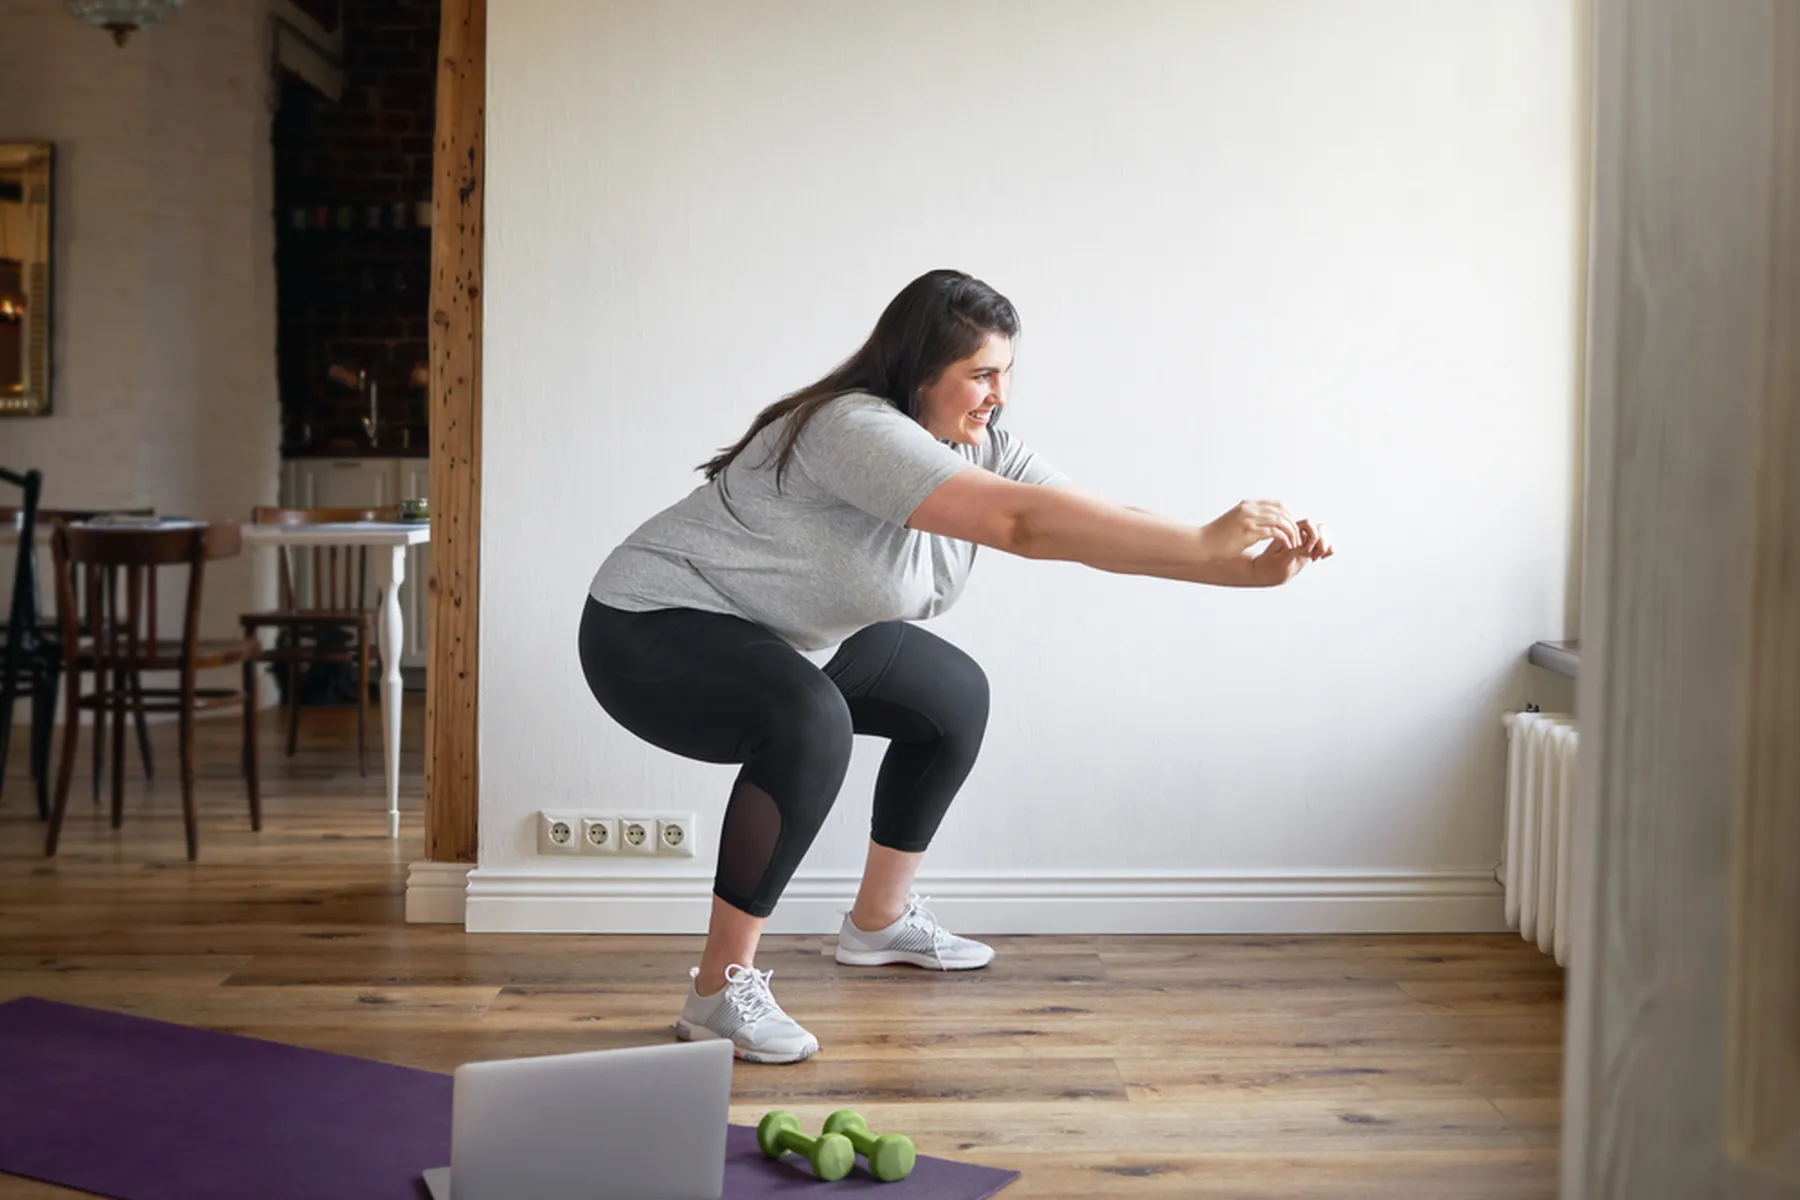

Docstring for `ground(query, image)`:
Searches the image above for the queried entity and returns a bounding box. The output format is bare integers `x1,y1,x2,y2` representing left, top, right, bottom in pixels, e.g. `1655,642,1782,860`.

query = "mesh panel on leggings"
715,777,783,909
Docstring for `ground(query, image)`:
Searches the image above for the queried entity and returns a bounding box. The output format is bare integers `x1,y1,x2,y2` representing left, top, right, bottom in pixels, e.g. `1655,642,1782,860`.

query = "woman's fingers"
1306,521,1334,559
1271,504,1301,549
1238,507,1279,549
1226,500,1334,556
1247,501,1300,550
1253,521,1293,550
1222,500,1334,578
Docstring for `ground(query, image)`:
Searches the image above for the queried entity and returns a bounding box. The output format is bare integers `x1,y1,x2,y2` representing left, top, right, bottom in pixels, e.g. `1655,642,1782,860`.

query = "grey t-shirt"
589,392,1067,654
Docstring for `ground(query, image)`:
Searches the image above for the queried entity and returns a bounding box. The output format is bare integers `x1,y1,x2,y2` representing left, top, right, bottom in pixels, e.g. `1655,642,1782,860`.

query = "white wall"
474,0,1583,933
0,0,280,642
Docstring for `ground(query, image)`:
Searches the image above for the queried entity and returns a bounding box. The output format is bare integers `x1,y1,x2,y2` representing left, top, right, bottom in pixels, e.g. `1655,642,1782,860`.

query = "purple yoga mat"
0,997,1018,1200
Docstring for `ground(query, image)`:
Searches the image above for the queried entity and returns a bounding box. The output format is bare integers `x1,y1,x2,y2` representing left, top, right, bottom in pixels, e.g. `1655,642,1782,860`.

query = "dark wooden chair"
45,520,262,861
46,508,161,797
239,505,397,776
1,503,161,803
0,469,60,819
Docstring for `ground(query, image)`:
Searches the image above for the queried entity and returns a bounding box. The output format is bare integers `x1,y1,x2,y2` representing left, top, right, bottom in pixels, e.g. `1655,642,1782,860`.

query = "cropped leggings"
578,599,990,918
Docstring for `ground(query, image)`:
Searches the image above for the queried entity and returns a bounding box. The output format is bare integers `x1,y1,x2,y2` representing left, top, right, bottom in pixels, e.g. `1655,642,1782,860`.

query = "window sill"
1529,640,1580,679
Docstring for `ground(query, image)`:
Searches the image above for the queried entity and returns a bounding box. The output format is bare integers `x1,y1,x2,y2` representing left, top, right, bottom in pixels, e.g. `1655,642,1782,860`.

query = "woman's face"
917,333,1012,446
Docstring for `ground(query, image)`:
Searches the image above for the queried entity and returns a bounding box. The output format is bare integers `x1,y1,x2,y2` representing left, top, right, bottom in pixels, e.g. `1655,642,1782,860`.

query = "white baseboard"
406,861,473,924
462,868,1506,935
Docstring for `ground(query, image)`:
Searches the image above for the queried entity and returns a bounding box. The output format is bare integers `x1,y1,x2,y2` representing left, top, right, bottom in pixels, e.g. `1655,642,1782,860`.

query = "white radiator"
1500,710,1579,966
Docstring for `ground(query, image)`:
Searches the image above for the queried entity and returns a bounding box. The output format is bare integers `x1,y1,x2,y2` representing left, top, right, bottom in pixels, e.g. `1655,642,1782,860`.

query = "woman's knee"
929,639,991,747
953,652,991,727
756,671,855,789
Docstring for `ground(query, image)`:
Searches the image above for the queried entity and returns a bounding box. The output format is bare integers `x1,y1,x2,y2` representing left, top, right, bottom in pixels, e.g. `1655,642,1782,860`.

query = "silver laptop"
422,1037,733,1200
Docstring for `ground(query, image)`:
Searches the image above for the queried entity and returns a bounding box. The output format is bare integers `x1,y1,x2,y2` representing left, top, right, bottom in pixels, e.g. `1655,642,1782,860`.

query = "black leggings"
578,599,990,918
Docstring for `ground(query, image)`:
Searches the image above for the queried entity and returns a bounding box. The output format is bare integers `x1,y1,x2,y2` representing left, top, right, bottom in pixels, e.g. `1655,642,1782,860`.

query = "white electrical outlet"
619,816,655,854
537,811,580,854
543,810,695,857
656,815,696,857
580,816,618,854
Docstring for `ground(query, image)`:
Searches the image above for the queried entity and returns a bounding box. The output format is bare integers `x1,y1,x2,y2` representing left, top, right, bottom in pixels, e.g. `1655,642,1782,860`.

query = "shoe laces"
721,962,781,1025
901,893,951,967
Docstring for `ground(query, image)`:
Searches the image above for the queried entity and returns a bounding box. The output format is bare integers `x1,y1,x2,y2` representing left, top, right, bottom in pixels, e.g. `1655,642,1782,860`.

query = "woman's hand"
1241,516,1335,586
1198,500,1304,558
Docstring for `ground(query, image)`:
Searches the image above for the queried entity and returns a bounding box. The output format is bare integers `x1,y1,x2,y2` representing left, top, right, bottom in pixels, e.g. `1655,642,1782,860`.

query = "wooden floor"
0,698,1564,1198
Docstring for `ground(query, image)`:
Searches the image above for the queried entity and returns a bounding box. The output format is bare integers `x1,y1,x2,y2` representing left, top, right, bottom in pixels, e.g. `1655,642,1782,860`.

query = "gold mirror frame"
0,141,54,417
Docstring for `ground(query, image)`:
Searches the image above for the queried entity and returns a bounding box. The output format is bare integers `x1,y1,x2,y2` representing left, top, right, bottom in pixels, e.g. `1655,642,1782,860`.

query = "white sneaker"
673,963,819,1064
834,894,996,970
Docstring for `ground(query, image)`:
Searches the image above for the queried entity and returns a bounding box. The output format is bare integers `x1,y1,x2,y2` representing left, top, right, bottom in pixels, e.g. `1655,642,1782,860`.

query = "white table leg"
377,545,406,838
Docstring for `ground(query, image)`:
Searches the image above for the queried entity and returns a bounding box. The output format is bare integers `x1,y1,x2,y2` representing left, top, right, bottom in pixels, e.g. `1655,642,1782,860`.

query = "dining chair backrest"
50,522,241,675
250,506,400,615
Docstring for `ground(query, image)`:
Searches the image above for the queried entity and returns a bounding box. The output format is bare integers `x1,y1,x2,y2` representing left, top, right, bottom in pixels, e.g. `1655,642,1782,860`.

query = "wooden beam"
1563,1,1800,1195
1728,2,1800,1183
425,0,484,865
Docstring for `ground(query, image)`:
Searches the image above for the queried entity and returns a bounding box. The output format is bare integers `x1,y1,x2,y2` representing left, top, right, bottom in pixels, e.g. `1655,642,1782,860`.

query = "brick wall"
0,0,281,642
275,0,438,454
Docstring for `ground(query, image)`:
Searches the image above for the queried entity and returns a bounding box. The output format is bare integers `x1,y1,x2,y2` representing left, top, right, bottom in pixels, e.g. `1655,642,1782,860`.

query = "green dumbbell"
756,1111,855,1182
821,1109,916,1183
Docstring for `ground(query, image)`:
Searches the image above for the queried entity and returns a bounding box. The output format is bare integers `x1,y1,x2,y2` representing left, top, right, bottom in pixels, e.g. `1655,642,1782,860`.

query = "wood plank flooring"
0,698,1563,1197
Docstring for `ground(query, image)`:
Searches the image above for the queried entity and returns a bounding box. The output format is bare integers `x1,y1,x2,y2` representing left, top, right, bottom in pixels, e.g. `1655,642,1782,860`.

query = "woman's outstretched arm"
908,468,1333,587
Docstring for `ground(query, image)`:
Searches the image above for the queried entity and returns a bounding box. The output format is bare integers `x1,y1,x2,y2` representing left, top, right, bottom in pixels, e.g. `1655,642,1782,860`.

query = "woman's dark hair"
700,269,1020,482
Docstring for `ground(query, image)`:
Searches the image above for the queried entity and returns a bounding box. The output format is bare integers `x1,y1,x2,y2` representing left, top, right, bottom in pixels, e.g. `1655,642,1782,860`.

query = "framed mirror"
0,142,53,417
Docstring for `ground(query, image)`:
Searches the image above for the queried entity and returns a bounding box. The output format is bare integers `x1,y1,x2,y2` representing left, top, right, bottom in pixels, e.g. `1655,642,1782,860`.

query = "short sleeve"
792,395,973,525
987,425,1070,487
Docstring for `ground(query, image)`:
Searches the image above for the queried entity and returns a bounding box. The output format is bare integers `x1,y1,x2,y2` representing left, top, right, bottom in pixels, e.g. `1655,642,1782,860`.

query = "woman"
581,268,1333,1064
